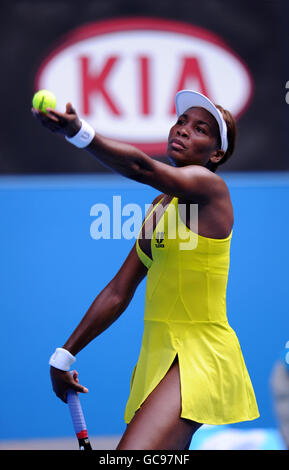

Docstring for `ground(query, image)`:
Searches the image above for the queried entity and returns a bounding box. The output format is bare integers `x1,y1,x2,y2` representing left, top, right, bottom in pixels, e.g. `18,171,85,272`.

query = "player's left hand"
31,102,82,138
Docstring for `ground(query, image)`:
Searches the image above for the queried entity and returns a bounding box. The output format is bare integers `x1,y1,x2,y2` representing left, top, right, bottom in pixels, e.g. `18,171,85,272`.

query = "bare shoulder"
211,171,231,197
181,165,229,200
187,165,225,184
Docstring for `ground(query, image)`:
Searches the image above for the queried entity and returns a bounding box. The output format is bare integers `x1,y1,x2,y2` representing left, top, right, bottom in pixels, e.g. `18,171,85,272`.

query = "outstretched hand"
50,367,89,403
31,102,82,138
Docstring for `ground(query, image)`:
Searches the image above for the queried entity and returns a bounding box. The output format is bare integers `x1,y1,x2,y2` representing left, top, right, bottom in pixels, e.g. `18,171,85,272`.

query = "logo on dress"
155,232,165,248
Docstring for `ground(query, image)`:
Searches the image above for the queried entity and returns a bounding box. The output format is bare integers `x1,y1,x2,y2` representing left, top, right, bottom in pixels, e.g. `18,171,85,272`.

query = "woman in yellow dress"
33,90,259,450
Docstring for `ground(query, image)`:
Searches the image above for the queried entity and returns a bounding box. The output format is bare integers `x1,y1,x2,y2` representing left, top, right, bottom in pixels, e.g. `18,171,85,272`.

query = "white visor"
175,90,228,153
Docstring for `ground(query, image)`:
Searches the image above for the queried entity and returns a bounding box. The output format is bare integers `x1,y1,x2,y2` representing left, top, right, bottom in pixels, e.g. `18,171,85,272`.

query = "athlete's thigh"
116,359,202,450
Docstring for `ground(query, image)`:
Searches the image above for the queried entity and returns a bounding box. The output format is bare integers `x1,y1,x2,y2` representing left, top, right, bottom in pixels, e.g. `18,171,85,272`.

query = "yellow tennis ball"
32,89,56,113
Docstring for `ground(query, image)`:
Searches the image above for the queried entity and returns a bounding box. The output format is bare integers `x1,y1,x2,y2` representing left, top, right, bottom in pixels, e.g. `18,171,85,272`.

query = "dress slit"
131,351,185,420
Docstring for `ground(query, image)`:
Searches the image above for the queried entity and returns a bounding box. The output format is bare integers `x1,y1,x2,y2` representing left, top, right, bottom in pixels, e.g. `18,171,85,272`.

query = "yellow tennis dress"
124,196,259,425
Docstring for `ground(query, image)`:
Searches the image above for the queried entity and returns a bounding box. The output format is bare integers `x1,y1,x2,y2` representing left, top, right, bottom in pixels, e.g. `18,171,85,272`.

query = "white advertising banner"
36,18,253,154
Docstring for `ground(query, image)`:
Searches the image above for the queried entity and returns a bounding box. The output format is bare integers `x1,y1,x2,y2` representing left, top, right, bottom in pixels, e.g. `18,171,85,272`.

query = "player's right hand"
50,366,89,403
31,102,82,138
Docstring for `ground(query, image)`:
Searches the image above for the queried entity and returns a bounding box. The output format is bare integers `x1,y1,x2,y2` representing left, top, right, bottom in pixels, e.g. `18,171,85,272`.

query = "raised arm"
32,103,224,203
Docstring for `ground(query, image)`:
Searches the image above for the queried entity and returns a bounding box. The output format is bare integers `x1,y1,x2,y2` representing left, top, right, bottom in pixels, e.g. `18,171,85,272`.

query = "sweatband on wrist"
65,120,95,148
49,347,76,371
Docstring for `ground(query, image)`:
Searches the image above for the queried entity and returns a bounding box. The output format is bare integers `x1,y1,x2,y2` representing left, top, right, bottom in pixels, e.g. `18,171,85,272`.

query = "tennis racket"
67,372,92,450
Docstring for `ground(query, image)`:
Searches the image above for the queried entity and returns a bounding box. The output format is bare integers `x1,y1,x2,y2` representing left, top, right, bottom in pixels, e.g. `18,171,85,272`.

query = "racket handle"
67,389,88,439
66,372,92,450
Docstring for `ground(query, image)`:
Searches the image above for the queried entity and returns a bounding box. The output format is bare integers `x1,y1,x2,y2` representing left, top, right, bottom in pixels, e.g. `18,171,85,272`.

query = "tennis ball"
32,89,56,113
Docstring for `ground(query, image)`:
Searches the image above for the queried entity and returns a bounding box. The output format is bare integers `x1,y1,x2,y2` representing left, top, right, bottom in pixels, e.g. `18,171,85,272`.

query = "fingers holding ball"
32,90,81,136
32,90,62,130
32,89,56,114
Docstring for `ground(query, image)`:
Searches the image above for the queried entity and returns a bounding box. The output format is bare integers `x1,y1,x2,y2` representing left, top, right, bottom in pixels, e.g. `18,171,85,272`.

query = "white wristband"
65,119,95,148
49,347,76,371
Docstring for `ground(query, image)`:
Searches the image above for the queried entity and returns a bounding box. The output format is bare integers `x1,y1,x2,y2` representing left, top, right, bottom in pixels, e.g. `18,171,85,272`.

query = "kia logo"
36,17,253,155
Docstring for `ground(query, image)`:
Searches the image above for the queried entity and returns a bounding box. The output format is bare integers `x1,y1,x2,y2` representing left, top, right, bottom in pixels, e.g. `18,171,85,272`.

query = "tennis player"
32,90,259,450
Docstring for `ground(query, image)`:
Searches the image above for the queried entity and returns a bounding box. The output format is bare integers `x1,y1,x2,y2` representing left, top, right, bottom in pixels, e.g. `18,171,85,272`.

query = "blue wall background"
0,172,288,440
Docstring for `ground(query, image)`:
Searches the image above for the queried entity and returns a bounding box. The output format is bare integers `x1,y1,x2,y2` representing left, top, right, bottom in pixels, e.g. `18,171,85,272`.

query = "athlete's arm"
50,243,147,402
50,195,162,402
32,104,223,203
61,194,162,357
84,135,219,202
63,245,147,357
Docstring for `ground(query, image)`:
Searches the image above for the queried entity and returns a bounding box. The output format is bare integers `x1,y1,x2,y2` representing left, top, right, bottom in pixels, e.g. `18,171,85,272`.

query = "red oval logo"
36,17,253,155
